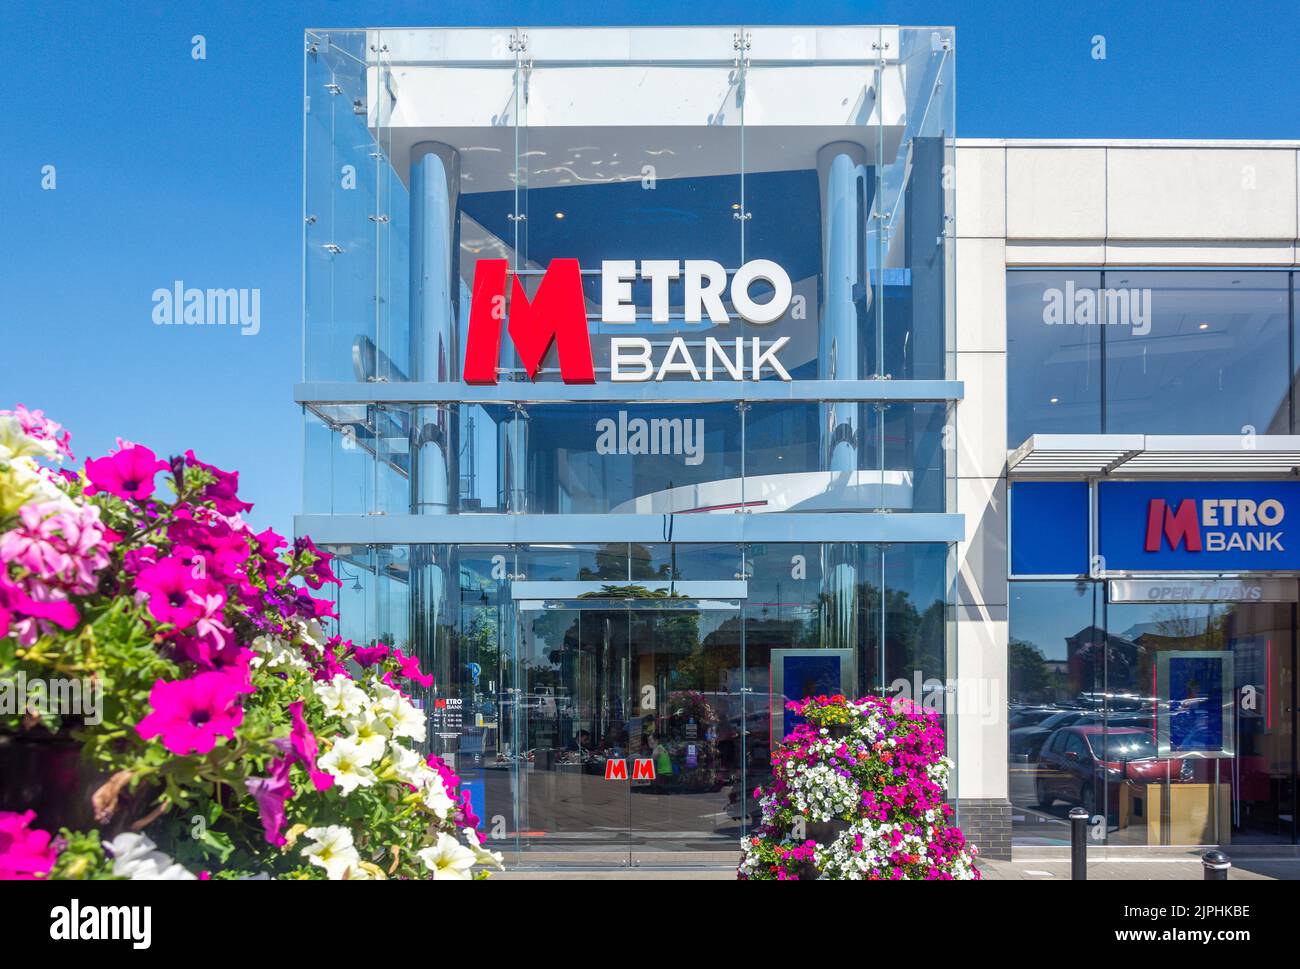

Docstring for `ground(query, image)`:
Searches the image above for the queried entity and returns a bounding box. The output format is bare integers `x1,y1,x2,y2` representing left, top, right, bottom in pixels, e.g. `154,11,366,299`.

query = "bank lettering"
464,258,793,384
1145,497,1286,554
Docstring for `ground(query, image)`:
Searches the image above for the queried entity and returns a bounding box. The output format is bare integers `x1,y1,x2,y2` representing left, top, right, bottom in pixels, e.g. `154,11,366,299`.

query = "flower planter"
797,858,821,881
0,731,99,833
806,818,852,845
739,694,979,880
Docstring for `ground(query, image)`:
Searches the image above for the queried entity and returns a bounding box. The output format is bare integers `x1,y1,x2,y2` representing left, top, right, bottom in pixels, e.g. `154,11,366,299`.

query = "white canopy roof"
1009,434,1300,477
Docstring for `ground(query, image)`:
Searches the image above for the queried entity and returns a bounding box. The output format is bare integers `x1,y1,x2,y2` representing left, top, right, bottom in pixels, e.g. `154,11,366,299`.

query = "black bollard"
1069,807,1089,880
1202,850,1231,881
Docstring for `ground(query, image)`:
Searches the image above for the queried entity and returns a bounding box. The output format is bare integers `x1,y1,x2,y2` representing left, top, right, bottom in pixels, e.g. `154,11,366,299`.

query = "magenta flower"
292,536,341,590
0,575,78,645
133,556,220,629
246,756,294,846
0,810,58,879
183,450,253,516
85,444,169,501
135,670,252,755
392,646,434,688
289,700,333,792
352,642,390,667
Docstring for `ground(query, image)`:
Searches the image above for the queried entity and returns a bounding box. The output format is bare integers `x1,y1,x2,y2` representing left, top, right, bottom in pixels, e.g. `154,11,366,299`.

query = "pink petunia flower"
135,670,253,755
391,647,434,689
0,575,79,645
84,444,169,501
0,810,59,879
183,450,254,516
0,500,114,595
351,642,390,667
245,756,295,846
288,700,334,792
133,556,221,629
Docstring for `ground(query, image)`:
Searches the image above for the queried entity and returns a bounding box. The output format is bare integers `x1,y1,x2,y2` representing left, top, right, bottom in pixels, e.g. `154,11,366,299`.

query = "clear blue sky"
3,0,1298,536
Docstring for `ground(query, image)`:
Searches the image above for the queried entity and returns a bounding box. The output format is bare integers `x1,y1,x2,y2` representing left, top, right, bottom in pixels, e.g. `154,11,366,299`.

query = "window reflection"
1104,272,1289,435
1008,269,1295,445
1006,271,1102,445
1010,581,1296,846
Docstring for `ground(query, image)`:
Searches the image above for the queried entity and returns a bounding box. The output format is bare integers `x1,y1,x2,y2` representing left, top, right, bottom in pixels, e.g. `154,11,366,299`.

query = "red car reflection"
1035,726,1186,813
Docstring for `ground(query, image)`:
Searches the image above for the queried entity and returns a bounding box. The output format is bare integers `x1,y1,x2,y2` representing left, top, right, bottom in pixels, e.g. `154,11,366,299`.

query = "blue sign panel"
1010,481,1090,576
1098,481,1300,572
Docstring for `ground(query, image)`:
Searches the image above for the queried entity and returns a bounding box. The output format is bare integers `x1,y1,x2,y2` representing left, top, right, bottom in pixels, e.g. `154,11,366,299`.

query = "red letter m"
604,759,628,781
463,258,594,384
1145,499,1202,552
632,758,656,781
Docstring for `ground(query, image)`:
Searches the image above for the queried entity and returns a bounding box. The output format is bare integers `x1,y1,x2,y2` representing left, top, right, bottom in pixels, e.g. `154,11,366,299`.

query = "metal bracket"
733,30,751,67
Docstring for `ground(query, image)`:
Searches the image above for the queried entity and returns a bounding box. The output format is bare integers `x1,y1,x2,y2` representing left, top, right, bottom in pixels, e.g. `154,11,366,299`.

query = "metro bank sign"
1099,481,1300,572
463,257,795,384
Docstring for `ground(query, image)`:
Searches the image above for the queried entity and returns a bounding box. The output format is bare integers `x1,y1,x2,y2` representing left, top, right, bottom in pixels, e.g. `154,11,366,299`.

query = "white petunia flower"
318,737,379,794
389,742,438,789
388,698,427,744
462,827,504,870
108,833,197,881
371,683,427,743
314,674,368,720
250,634,309,671
422,779,456,819
300,825,360,880
417,833,477,880
0,417,56,463
343,714,391,763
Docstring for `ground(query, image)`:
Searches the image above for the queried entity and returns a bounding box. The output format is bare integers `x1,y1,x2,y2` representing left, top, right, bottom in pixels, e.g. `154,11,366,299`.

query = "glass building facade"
1007,269,1300,847
298,26,961,862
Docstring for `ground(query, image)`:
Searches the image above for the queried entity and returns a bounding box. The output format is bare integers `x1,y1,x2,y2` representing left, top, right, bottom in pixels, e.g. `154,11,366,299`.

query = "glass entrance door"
1101,598,1295,846
514,592,746,863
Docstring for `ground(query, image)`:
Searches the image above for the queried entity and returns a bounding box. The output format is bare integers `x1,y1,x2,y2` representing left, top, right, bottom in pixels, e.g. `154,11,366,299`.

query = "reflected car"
1034,726,1185,813
1008,706,1063,729
1008,710,1097,757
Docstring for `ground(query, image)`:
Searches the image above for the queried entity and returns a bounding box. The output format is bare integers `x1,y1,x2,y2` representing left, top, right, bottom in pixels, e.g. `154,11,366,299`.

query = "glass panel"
1103,271,1290,435
1102,598,1294,846
1007,581,1102,845
517,605,630,860
302,404,417,515
447,546,517,853
1006,270,1103,445
520,402,742,514
514,28,743,383
881,543,948,690
371,34,412,383
740,542,826,819
515,597,746,860
742,28,880,383
871,27,954,380
744,401,949,513
303,31,381,382
626,605,745,854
